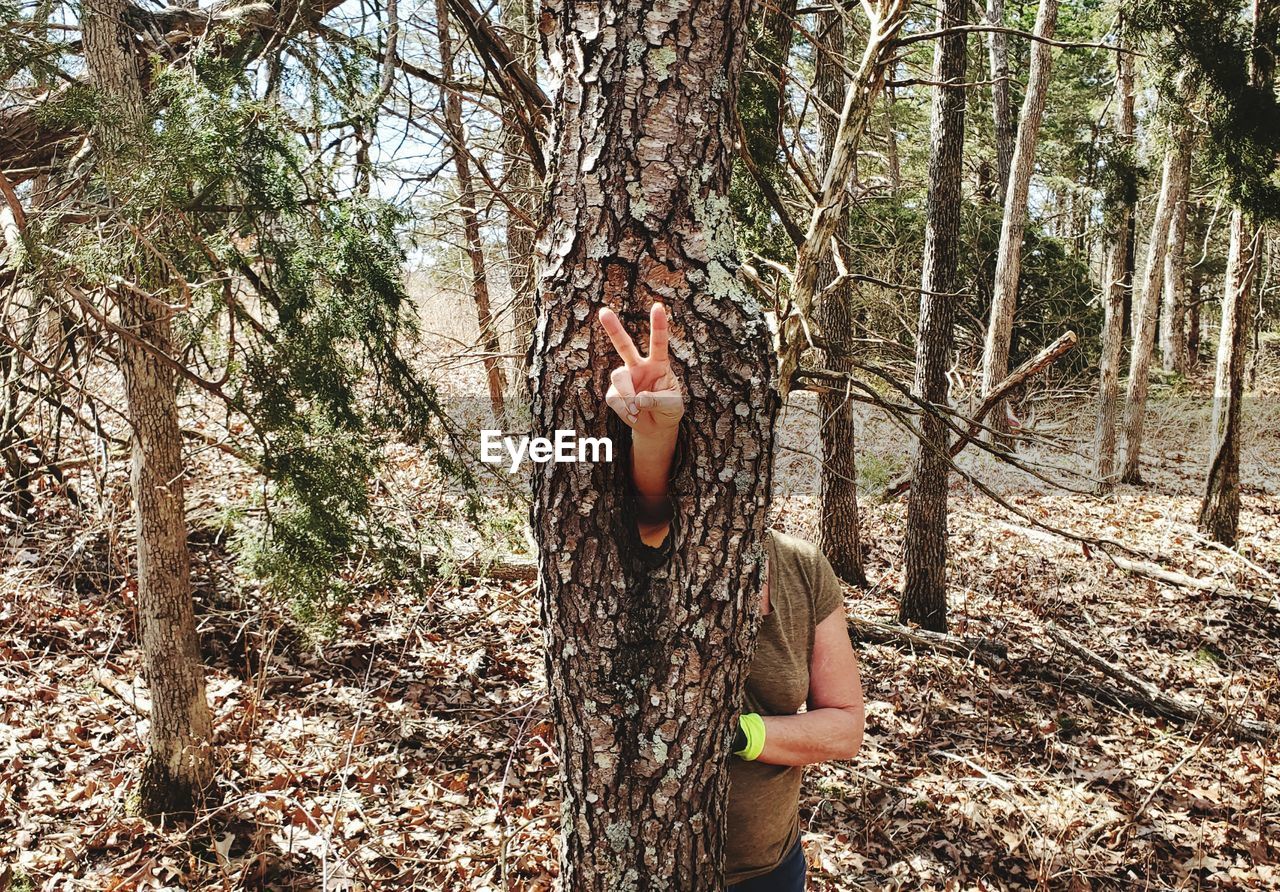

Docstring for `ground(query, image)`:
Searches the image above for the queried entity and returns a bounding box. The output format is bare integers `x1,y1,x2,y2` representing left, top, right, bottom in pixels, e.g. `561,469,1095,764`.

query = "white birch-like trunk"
978,0,1058,445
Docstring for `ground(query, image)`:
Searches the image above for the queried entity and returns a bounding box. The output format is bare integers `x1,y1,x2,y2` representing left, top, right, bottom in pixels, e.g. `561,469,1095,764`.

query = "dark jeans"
727,838,806,892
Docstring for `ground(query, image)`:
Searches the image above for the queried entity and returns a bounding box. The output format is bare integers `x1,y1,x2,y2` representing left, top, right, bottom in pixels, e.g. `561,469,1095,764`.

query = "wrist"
631,425,678,452
733,713,766,761
630,430,678,501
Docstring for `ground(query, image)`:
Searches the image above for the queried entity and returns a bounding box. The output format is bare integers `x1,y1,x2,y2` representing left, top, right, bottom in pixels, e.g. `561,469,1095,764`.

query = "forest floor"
2,322,1279,890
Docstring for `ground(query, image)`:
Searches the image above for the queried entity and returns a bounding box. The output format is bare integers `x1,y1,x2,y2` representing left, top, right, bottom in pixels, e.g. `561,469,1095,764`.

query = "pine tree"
900,0,968,632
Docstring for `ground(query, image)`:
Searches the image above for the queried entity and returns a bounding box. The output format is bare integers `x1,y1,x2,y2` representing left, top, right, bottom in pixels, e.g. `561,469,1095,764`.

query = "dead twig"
882,330,1079,499
1044,622,1274,742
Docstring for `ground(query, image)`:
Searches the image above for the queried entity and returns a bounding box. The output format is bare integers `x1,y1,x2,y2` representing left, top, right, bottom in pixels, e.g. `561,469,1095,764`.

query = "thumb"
636,391,683,416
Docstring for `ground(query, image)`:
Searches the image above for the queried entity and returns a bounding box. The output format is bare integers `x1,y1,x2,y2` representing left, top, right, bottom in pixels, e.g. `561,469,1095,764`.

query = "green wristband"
734,713,766,761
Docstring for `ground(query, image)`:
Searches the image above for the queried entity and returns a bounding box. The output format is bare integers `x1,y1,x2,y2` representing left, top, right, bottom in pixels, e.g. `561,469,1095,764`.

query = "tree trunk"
1122,190,1138,343
1120,136,1191,484
82,0,213,819
900,0,967,633
1092,31,1135,491
978,0,1058,447
1192,0,1274,542
1187,274,1202,367
500,0,540,376
1160,139,1193,374
885,82,902,194
986,0,1014,205
1200,0,1276,543
815,4,868,588
1248,232,1269,388
739,0,796,174
776,0,907,392
1199,211,1257,544
532,0,778,885
437,0,508,425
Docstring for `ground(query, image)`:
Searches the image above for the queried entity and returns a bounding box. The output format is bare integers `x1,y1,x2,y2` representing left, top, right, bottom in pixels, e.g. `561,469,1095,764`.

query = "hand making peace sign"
598,302,684,439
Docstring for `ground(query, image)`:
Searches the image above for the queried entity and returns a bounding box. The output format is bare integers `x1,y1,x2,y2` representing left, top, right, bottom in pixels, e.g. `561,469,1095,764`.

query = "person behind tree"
598,302,866,890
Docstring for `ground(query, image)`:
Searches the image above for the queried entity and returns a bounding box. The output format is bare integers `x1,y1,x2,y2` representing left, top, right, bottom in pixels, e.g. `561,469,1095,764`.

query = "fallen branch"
1100,552,1278,611
1103,553,1219,592
1043,623,1274,742
843,601,1276,743
848,615,1008,665
437,549,538,583
883,330,1078,499
92,668,151,715
1194,532,1280,585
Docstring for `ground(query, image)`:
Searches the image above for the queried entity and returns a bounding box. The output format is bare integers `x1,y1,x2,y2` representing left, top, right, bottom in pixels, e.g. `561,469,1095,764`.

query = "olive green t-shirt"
725,530,846,884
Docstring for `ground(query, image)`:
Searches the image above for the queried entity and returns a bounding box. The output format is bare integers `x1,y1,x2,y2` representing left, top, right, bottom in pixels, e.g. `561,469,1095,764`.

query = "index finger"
598,306,643,367
648,302,668,364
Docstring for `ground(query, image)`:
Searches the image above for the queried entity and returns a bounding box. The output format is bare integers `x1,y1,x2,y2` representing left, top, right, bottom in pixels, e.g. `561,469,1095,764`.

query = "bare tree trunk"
1120,136,1191,484
776,0,908,392
500,0,540,375
978,0,1058,446
82,0,213,819
1187,275,1202,367
816,3,867,588
1092,32,1135,491
1160,139,1193,373
1122,192,1138,343
885,82,902,194
437,0,508,426
1192,0,1274,542
1199,212,1258,543
986,0,1014,205
532,0,777,884
1248,232,1269,387
1200,0,1277,543
900,0,967,633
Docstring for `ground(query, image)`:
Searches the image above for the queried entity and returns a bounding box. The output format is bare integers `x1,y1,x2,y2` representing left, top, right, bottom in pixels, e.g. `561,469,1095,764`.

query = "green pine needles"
45,51,469,629
1131,0,1280,219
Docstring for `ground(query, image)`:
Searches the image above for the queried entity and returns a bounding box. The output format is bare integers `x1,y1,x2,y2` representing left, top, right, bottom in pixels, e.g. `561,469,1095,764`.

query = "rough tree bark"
1199,0,1276,544
82,0,213,819
986,0,1014,204
1092,31,1135,491
1199,214,1258,544
1120,135,1191,484
884,82,902,194
531,0,778,884
436,0,508,425
499,0,540,372
815,3,868,587
978,0,1058,446
899,0,967,633
1160,140,1193,374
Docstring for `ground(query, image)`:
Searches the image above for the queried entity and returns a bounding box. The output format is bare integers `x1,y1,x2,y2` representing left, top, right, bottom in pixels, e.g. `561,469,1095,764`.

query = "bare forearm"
756,708,864,766
632,428,677,544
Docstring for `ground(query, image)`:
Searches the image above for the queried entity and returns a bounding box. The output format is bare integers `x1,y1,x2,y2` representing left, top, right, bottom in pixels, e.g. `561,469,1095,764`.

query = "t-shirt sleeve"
811,550,845,624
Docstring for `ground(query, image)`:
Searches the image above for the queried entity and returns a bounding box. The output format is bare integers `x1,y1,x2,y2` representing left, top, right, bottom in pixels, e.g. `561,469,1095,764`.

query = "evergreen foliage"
1132,0,1280,218
37,49,466,627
